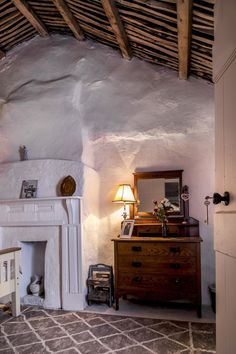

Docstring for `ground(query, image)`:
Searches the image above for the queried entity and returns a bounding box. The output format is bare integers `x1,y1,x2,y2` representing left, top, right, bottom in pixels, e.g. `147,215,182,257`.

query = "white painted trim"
0,196,82,204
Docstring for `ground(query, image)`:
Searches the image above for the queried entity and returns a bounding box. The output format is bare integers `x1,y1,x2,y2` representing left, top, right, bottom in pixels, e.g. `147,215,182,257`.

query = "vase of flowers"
153,198,173,237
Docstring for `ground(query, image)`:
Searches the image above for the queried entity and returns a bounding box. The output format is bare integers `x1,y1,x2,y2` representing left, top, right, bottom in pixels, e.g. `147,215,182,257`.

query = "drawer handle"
170,247,180,254
132,276,142,283
170,263,181,269
132,261,142,268
132,246,142,252
174,278,182,285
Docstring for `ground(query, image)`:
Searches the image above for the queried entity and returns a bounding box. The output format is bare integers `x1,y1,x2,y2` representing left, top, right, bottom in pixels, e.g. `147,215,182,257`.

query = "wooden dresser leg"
197,304,202,318
115,298,119,311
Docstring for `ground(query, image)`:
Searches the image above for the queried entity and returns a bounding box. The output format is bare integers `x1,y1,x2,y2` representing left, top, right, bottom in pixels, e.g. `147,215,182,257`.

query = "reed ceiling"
0,0,214,81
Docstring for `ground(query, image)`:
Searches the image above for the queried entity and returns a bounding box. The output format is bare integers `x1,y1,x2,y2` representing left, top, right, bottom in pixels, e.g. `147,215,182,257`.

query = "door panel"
216,252,236,354
214,2,236,353
215,213,236,258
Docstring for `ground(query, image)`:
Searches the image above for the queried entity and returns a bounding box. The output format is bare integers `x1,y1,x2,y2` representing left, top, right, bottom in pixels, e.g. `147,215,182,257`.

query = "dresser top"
112,236,202,243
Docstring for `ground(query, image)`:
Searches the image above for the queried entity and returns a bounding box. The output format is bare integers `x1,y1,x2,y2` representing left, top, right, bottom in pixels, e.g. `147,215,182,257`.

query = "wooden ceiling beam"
177,0,193,79
52,0,84,40
101,0,132,60
11,0,48,37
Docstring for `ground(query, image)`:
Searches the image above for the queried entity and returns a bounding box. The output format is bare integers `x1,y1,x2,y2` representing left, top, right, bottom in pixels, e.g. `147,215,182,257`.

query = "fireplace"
0,197,84,310
20,241,46,306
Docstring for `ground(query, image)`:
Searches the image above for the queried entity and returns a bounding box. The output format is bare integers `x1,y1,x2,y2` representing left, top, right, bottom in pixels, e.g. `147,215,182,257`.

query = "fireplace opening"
20,241,47,306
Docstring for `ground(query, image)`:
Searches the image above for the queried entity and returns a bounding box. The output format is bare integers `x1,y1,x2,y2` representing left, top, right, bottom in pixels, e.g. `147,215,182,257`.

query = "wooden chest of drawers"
112,236,202,317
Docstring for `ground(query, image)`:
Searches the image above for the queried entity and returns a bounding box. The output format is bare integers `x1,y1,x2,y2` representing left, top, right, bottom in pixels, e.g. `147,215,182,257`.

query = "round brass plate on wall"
60,175,76,196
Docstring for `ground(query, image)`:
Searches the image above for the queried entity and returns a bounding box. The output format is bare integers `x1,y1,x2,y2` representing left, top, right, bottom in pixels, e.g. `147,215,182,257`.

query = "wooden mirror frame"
131,170,184,220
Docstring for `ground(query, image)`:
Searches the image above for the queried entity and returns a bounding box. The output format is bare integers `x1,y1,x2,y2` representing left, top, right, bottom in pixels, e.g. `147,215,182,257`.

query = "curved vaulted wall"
0,35,214,304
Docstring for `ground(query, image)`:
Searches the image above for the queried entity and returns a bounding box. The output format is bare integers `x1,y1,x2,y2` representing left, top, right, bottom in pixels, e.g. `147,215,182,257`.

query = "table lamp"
113,184,136,220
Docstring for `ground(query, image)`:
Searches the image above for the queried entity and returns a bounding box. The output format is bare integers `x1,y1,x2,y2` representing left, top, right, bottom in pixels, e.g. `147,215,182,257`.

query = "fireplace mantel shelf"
0,196,82,203
0,196,82,227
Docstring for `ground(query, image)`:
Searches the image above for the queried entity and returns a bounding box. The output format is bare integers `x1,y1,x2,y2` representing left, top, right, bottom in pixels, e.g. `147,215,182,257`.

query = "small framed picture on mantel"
20,180,38,199
120,220,135,238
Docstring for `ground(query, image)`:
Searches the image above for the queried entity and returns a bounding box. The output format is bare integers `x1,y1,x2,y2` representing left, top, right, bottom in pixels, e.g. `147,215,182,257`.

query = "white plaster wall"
0,160,83,198
0,35,215,305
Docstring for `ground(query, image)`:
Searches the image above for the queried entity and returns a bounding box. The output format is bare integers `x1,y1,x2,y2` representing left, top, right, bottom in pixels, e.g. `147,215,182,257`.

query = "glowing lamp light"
113,184,136,220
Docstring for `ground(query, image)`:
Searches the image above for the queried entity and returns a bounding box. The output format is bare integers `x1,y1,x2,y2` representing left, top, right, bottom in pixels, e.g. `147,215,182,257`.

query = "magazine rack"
87,264,114,307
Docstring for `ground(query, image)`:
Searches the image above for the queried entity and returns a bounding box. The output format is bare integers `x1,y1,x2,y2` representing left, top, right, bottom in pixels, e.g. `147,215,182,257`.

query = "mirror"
132,170,183,219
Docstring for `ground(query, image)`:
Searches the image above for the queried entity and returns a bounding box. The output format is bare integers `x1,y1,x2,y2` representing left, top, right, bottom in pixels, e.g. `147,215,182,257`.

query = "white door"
214,1,236,353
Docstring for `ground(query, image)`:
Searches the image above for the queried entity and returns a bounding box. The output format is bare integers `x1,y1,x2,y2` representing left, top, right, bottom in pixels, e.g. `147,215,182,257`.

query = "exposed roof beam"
177,0,193,79
11,0,48,37
52,0,84,40
101,0,132,60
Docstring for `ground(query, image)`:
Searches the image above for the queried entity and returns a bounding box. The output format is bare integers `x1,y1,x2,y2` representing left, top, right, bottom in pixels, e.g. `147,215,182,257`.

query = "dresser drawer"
117,272,197,294
117,242,196,257
118,256,197,274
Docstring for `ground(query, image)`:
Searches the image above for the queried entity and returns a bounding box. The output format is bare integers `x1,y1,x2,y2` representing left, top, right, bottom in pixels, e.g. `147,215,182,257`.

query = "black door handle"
205,192,230,206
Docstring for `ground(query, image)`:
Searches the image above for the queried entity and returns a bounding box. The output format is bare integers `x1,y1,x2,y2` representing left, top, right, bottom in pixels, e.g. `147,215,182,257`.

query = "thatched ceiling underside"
0,0,214,81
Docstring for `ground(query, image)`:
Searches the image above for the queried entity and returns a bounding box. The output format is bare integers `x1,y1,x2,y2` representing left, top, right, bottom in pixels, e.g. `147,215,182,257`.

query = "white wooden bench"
0,247,21,317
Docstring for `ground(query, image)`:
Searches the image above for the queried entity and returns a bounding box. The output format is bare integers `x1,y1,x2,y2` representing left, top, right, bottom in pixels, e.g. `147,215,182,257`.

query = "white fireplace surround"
0,196,84,311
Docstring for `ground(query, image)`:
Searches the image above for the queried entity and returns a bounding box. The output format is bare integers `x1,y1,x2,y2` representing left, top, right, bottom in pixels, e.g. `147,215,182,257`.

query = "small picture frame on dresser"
120,220,135,238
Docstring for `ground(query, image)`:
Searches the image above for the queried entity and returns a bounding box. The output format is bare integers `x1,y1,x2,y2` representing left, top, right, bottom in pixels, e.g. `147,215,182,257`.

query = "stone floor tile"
114,345,153,354
23,310,48,320
36,326,66,340
15,342,49,353
76,339,109,354
0,349,14,354
3,322,31,335
57,349,79,354
89,324,119,338
170,320,190,329
7,332,40,347
127,327,163,342
6,315,26,323
44,309,72,316
85,317,107,326
150,322,187,336
72,331,94,343
63,321,90,335
100,333,136,350
29,317,56,330
98,315,127,323
0,336,11,349
111,319,142,331
143,337,188,353
75,312,97,320
54,314,80,324
132,317,164,326
191,322,216,333
0,307,216,353
192,331,216,351
45,336,76,352
169,330,191,347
